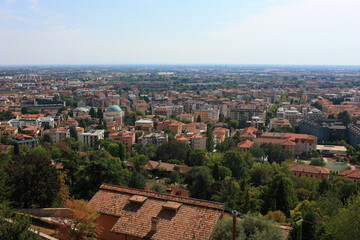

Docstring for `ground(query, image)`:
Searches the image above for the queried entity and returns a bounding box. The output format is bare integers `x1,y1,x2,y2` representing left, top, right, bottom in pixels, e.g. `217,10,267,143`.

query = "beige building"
152,106,172,119
177,113,194,122
194,109,219,122
135,119,154,132
43,127,70,143
191,135,207,150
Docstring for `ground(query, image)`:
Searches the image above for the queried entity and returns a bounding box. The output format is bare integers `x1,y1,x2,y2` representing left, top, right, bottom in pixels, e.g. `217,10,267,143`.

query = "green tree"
216,138,236,153
250,143,265,162
69,125,78,140
0,204,40,240
169,169,180,183
186,149,206,166
262,173,297,216
229,119,239,129
13,143,20,156
223,150,248,179
239,118,247,128
106,142,126,160
89,107,97,118
6,146,61,208
150,182,165,193
0,111,14,121
290,200,318,240
309,157,325,166
206,130,215,152
42,133,53,144
341,111,351,126
97,108,103,121
328,177,359,202
21,107,28,114
156,140,190,163
0,154,11,204
72,151,130,199
211,216,243,240
249,163,274,187
212,163,220,181
190,167,214,199
128,170,146,190
124,112,138,125
211,179,241,210
261,143,292,164
211,214,283,240
328,114,336,119
196,115,202,122
130,154,149,172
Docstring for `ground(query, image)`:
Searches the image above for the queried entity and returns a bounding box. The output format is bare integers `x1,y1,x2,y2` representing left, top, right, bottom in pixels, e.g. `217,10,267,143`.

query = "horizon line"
1,63,360,68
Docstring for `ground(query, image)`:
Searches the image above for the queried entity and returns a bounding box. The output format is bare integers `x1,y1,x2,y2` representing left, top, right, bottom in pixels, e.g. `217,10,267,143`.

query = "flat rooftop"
316,145,347,152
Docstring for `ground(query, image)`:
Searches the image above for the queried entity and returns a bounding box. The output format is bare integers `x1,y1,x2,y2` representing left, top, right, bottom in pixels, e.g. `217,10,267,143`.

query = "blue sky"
0,0,359,65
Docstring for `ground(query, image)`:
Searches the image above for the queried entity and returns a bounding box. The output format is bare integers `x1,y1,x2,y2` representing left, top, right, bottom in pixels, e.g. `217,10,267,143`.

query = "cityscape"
1,0,360,240
1,65,360,239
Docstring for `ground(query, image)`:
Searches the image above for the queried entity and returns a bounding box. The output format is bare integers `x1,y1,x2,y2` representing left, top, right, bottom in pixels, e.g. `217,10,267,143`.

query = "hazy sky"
0,0,359,65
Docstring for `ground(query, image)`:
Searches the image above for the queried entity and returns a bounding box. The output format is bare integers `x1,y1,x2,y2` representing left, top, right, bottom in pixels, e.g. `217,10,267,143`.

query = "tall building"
78,130,104,148
229,108,265,121
194,109,219,122
109,131,135,153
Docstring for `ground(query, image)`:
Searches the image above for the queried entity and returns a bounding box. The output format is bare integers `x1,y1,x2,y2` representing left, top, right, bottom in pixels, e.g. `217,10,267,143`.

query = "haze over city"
1,0,360,65
2,1,360,240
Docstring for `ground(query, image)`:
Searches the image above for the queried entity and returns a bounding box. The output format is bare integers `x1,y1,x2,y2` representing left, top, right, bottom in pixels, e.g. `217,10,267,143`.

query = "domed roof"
106,105,122,112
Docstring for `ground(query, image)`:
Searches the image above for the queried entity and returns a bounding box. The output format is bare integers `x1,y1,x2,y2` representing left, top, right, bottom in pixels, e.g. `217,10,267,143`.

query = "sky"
0,0,359,65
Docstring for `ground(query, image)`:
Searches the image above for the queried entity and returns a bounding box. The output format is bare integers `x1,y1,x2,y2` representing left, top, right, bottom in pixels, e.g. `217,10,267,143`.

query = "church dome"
106,105,122,112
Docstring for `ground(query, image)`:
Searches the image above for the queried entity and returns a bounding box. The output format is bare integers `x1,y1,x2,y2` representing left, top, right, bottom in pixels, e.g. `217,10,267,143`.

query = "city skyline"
1,0,359,65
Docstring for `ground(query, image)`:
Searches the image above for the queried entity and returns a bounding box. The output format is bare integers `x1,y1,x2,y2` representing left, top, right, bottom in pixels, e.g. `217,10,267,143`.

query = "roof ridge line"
99,183,224,209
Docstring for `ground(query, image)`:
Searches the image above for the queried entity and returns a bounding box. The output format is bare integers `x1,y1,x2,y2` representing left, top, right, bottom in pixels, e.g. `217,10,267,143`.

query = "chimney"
151,217,159,232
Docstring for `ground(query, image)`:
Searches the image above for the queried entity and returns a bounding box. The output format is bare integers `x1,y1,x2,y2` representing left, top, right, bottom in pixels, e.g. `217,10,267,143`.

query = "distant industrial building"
21,98,65,111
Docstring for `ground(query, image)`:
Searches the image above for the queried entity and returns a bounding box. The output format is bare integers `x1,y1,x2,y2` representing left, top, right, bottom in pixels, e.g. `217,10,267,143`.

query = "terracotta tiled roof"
147,160,192,174
89,184,224,240
254,138,296,146
20,114,45,119
241,127,258,134
238,139,254,149
44,127,68,134
339,170,360,179
283,133,317,141
288,163,330,174
10,133,35,141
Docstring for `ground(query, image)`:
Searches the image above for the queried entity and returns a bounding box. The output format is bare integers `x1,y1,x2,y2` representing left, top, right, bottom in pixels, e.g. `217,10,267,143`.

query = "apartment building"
78,130,104,148
141,132,168,145
191,135,207,150
152,106,172,119
194,108,219,122
229,108,265,121
109,131,135,153
44,127,70,143
135,119,154,132
8,133,39,150
157,120,185,135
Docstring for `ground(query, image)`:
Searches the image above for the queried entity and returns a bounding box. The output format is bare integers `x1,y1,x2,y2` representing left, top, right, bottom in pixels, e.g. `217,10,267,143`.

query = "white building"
39,117,55,128
78,130,104,148
9,119,40,128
